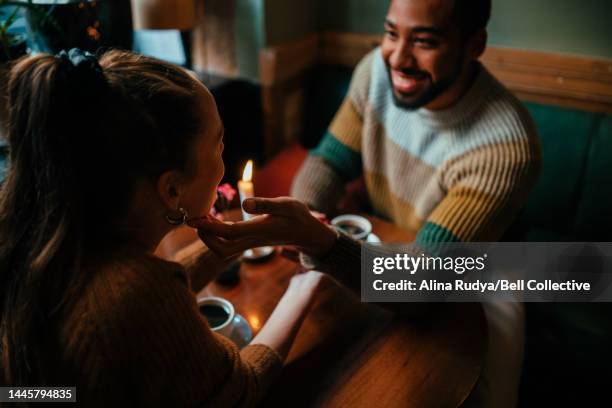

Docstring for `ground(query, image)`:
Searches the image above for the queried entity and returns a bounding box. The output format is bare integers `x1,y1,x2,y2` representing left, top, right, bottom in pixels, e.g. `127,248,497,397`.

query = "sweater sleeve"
100,259,282,407
416,136,541,244
291,51,375,213
299,233,431,317
300,231,362,292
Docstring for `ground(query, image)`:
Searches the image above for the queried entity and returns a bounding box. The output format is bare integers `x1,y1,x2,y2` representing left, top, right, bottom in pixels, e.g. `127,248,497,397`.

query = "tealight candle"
237,160,254,220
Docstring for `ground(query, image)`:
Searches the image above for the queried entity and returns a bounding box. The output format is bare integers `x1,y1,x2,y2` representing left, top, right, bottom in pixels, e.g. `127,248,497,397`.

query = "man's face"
381,0,469,110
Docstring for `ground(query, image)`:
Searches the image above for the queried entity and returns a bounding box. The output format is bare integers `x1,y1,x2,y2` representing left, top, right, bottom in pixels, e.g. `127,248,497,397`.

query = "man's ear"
157,170,181,210
468,29,487,60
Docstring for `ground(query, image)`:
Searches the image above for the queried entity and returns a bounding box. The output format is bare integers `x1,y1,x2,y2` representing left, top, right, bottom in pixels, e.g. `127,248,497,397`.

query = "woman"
0,49,340,406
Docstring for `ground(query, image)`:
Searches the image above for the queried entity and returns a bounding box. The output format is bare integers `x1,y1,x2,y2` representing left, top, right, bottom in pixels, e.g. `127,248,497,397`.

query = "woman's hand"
250,270,329,359
285,270,327,305
187,197,338,259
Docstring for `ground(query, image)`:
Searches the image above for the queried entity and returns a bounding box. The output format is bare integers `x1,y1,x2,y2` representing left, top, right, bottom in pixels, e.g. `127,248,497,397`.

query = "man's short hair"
453,0,492,36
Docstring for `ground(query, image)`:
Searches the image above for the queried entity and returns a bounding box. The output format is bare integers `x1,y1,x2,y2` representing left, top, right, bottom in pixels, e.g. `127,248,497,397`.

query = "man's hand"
187,197,338,259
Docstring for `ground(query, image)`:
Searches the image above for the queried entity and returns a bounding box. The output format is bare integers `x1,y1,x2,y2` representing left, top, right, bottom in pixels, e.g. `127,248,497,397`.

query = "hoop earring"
165,207,188,226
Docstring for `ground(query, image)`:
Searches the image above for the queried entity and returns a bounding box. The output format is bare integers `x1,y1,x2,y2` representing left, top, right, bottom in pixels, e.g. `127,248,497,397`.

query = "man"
291,0,541,406
292,0,540,245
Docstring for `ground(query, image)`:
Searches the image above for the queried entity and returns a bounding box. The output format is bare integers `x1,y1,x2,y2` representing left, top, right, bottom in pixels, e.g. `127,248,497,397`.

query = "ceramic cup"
331,214,373,241
197,296,253,348
197,296,235,337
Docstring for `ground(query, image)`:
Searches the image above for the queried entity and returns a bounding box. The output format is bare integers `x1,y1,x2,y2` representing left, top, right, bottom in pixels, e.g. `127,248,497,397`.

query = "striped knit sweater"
292,48,541,243
57,247,282,407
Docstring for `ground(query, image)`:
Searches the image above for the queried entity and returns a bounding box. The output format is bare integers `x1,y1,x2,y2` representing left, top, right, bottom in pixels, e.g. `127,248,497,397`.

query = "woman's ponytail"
0,50,117,385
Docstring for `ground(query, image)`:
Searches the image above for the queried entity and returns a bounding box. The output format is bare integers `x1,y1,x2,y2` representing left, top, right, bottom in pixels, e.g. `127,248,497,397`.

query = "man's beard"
387,59,463,111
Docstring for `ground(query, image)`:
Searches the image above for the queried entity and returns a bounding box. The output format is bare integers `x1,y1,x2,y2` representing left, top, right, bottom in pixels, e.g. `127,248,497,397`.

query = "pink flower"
210,183,237,220
217,183,237,202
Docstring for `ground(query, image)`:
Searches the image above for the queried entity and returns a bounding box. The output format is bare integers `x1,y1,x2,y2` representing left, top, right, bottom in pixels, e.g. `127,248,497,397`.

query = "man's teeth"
395,76,417,86
392,72,423,91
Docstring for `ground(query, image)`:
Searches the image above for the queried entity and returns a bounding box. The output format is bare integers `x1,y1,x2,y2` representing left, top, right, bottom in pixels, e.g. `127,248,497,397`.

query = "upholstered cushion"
574,116,612,239
519,102,604,240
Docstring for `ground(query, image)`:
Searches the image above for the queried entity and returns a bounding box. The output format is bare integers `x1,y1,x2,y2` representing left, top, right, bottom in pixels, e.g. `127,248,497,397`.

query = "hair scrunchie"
55,48,108,94
56,48,101,73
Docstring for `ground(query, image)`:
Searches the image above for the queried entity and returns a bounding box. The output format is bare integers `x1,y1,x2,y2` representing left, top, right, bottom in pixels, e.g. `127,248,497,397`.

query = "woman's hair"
0,49,205,385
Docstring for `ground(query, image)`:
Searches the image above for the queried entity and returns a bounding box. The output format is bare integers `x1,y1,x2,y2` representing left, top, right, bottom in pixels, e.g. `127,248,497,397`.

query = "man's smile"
391,69,427,94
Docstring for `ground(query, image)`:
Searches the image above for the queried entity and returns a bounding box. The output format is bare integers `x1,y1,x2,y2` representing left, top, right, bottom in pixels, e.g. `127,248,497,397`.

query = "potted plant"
0,6,27,62
0,1,133,182
0,1,59,184
24,1,134,54
0,1,57,139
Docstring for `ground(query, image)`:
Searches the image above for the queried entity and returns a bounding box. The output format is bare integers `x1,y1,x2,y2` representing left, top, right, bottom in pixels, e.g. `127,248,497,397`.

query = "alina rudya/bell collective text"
372,279,591,292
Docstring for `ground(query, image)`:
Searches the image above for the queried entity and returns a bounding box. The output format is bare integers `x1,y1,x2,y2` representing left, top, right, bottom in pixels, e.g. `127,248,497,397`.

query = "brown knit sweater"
58,248,282,407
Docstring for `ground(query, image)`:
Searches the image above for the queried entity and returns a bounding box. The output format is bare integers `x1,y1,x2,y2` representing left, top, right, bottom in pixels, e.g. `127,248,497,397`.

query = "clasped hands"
187,197,338,259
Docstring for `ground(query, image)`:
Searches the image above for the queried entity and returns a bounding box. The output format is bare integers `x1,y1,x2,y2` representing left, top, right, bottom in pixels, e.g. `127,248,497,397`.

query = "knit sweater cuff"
299,232,362,290
240,344,283,389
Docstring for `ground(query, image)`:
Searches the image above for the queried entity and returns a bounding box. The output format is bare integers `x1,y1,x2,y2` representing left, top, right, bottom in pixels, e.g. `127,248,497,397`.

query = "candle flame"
242,160,253,182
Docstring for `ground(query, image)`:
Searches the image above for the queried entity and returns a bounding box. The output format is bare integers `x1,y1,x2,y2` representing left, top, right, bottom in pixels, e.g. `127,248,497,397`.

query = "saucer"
242,246,275,262
229,314,253,349
367,233,381,243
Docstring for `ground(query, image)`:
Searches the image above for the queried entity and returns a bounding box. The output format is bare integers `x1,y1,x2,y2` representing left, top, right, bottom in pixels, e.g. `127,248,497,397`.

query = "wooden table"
161,216,486,407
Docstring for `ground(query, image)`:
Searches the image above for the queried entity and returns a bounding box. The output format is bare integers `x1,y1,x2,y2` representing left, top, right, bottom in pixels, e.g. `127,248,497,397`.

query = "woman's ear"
157,170,181,210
